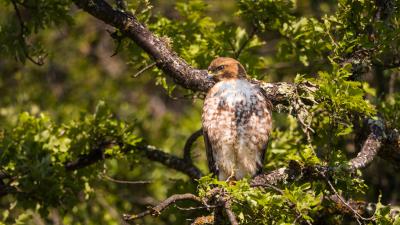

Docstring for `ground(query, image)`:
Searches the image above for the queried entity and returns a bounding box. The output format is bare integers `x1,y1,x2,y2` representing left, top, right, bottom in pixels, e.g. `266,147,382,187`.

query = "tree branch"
123,193,202,222
71,0,319,105
223,199,239,225
65,143,202,180
137,145,203,179
113,123,398,223
380,128,400,168
11,0,46,65
348,119,384,170
183,128,203,164
64,141,111,171
234,26,257,59
324,175,375,222
250,121,388,187
131,62,156,78
72,0,214,92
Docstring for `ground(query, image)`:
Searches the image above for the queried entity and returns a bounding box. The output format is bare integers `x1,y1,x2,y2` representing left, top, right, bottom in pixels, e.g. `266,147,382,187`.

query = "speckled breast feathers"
202,78,272,180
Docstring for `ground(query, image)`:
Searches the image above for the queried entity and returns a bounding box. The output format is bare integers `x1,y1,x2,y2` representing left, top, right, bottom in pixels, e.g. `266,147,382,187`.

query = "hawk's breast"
202,79,272,180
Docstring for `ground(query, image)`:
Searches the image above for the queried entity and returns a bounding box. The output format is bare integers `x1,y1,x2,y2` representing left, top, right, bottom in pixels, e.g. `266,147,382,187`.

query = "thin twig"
11,0,45,65
183,128,203,163
227,39,237,55
235,26,258,59
324,175,375,222
123,193,202,221
101,174,152,184
175,205,216,211
292,214,302,225
131,62,156,78
106,29,124,57
223,199,239,225
11,0,25,35
0,170,11,180
227,26,258,59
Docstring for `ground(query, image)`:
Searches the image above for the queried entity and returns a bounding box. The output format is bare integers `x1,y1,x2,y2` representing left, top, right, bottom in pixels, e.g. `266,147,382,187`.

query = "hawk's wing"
203,129,218,176
254,85,273,175
257,140,269,175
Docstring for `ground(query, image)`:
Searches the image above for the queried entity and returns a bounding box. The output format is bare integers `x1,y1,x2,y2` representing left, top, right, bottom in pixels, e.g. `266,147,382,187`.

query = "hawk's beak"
207,70,214,80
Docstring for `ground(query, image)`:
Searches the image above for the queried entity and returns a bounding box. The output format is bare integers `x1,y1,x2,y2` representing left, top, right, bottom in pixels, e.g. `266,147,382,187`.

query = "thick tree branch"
349,132,381,170
137,145,203,179
349,119,384,170
251,118,390,185
64,141,112,171
71,0,318,106
65,143,202,180
380,128,400,168
250,119,389,187
72,0,213,92
250,160,327,187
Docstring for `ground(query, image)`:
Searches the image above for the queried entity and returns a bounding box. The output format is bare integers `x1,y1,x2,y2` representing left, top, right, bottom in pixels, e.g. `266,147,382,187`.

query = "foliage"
0,0,72,64
198,176,322,224
0,0,399,224
0,102,139,219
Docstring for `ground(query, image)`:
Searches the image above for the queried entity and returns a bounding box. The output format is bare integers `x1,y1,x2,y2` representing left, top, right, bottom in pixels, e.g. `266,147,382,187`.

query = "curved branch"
349,119,384,170
250,124,387,187
380,128,400,167
183,128,203,164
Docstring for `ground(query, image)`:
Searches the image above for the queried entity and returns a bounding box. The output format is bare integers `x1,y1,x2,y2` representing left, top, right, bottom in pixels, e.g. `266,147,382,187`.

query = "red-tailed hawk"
202,57,272,181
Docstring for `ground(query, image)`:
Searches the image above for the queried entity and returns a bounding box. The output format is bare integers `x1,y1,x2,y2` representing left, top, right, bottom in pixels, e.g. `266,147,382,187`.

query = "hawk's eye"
216,65,225,71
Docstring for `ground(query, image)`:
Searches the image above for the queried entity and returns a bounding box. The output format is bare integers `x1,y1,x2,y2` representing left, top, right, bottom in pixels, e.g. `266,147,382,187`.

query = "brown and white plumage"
202,57,272,181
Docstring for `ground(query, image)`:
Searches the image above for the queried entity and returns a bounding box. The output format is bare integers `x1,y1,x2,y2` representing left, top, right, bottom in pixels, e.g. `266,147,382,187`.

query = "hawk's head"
207,57,246,82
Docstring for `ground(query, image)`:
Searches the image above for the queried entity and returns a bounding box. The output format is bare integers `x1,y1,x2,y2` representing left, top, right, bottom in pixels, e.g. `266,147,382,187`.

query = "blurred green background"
0,0,399,224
